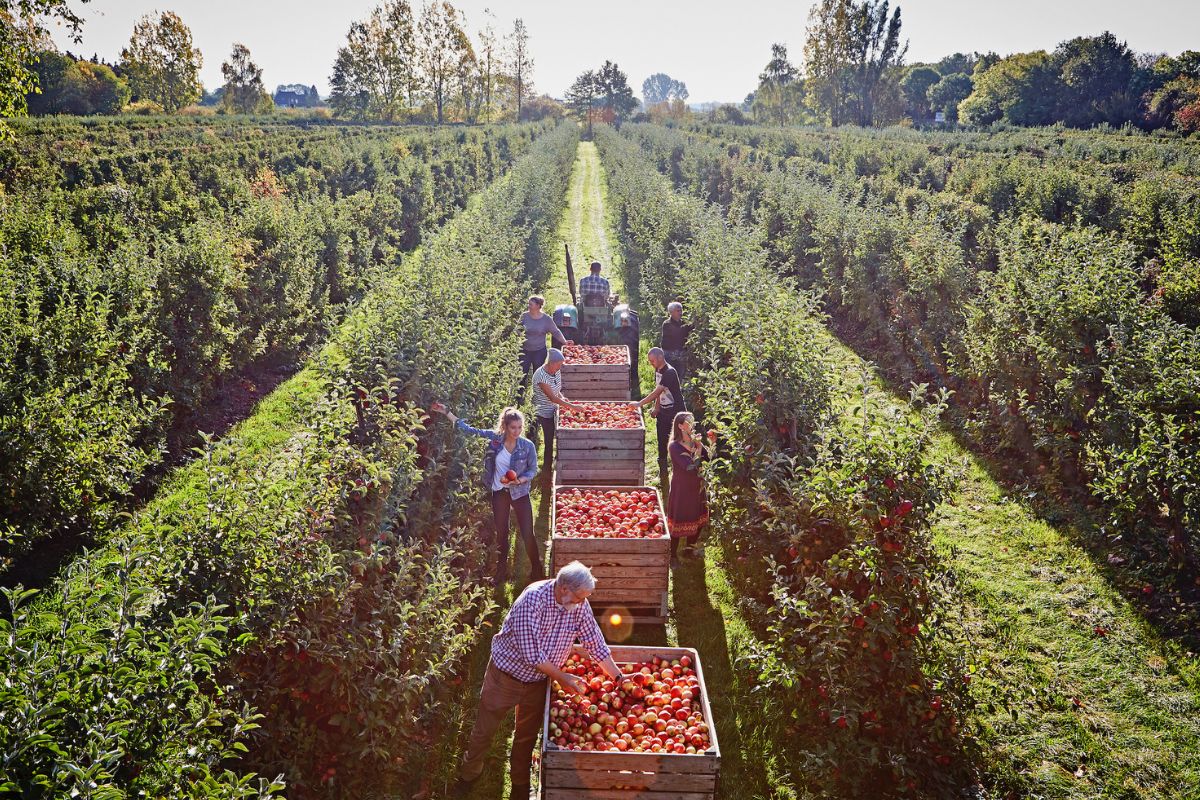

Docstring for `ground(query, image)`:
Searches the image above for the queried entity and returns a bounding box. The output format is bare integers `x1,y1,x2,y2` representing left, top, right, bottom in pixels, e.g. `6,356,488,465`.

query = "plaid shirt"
491,579,612,683
579,274,611,298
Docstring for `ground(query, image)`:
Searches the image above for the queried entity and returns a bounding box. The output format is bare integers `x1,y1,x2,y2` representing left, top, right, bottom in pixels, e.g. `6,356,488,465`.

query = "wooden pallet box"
540,646,721,799
555,403,645,486
562,345,632,401
551,486,670,624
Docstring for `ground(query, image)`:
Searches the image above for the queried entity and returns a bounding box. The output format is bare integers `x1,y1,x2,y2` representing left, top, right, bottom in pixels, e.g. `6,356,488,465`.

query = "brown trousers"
460,661,547,787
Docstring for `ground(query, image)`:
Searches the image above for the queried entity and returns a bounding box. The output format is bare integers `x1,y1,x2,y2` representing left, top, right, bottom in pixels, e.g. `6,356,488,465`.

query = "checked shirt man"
454,561,623,799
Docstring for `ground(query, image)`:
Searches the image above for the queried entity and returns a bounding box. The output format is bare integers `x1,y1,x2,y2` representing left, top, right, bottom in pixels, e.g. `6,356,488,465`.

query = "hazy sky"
48,0,1200,104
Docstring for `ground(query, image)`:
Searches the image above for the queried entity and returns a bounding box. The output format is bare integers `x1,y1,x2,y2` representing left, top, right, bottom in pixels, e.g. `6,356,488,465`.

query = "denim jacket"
455,419,539,499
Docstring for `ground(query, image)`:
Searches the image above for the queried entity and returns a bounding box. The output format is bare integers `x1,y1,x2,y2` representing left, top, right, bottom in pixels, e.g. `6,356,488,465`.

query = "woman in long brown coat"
666,411,708,566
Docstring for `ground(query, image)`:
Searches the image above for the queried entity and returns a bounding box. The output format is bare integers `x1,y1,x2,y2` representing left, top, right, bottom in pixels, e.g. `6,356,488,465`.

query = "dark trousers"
460,661,546,787
530,414,555,476
664,349,686,382
491,490,542,584
520,348,547,392
656,405,678,466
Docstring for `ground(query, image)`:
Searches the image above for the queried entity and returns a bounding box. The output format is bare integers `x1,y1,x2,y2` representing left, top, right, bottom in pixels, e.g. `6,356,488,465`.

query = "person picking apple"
631,347,686,470
430,402,542,586
453,561,625,799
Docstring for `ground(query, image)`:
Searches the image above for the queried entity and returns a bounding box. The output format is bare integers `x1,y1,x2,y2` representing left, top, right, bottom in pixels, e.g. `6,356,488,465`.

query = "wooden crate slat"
544,790,713,800
542,752,719,774
552,539,670,556
543,771,717,791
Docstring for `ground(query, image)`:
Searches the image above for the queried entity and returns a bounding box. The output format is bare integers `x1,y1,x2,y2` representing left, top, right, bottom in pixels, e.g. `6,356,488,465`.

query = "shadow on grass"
672,553,779,799
826,315,1200,655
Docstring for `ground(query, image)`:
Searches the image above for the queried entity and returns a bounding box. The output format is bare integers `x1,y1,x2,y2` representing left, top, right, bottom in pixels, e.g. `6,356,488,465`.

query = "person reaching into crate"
430,403,543,586
453,561,625,800
632,347,686,471
531,348,585,480
666,412,709,567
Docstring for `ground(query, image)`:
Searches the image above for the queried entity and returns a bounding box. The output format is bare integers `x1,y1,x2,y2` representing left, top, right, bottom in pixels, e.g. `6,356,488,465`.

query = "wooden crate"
555,404,645,486
562,346,632,401
540,645,721,799
551,486,670,625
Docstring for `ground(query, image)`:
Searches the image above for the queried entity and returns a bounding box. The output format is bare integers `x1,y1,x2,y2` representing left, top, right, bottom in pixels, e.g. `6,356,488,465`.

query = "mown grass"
819,345,1200,799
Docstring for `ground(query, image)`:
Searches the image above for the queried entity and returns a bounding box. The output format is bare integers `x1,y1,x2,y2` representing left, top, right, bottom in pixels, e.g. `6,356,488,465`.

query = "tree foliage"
120,11,203,113
221,43,272,114
804,0,907,126
26,51,129,115
642,72,688,106
0,0,88,131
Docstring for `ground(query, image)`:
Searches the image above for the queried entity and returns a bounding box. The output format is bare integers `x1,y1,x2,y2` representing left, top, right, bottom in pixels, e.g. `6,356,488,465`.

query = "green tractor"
552,245,640,351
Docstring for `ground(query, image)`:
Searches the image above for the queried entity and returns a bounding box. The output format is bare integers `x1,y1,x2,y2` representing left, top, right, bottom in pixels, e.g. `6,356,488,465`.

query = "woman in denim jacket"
431,403,543,585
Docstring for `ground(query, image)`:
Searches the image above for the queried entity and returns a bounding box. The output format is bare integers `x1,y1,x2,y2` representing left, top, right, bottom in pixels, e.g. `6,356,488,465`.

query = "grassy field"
426,133,1200,800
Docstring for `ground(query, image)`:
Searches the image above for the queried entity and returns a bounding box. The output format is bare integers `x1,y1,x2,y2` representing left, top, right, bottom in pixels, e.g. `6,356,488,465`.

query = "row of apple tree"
0,120,550,571
595,124,979,798
0,123,578,797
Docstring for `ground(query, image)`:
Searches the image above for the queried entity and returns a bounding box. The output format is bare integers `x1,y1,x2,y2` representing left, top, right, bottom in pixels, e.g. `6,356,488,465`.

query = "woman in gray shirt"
519,295,568,379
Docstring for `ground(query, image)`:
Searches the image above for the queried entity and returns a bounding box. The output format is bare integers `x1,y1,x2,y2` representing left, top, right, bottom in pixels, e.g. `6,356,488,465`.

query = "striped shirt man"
490,578,612,683
532,364,561,419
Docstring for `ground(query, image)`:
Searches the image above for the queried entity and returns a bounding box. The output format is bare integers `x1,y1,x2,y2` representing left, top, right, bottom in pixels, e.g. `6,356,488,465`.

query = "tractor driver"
579,261,611,305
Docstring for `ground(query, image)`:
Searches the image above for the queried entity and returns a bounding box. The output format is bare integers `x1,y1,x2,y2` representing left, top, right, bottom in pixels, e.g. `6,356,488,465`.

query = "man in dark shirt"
660,301,692,381
633,347,686,469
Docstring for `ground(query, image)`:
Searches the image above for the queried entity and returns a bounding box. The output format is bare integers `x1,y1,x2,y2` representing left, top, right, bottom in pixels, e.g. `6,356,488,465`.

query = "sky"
48,0,1200,104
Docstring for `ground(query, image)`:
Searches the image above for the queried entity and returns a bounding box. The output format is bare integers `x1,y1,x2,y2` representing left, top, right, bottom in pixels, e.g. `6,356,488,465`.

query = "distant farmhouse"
273,84,323,108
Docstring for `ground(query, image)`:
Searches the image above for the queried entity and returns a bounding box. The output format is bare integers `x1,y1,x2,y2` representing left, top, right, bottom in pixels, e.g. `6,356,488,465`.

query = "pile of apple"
547,653,712,754
559,402,642,429
563,344,628,365
555,488,666,539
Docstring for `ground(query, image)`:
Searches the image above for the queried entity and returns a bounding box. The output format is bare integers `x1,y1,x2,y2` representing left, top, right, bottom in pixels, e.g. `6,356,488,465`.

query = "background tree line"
739,0,1200,133
328,1,559,123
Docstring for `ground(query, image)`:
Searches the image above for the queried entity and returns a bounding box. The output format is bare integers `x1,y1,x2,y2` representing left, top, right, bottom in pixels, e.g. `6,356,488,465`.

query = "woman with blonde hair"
431,402,543,585
666,411,708,566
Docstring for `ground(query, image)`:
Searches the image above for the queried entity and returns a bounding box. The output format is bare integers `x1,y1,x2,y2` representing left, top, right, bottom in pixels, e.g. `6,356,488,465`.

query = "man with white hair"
454,561,623,799
660,301,693,381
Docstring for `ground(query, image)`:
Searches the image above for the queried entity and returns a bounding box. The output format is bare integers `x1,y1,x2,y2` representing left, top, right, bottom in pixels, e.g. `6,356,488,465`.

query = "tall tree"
221,43,272,114
453,25,479,122
418,1,468,124
1,0,88,131
843,0,907,126
595,60,638,126
1053,31,1138,126
805,0,906,126
121,11,203,112
757,43,799,125
328,1,417,121
475,7,499,122
566,69,600,137
506,18,533,121
900,64,939,121
804,0,852,124
642,72,688,106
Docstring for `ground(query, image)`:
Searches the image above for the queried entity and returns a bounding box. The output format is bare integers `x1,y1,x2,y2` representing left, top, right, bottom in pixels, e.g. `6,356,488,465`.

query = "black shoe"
510,784,531,800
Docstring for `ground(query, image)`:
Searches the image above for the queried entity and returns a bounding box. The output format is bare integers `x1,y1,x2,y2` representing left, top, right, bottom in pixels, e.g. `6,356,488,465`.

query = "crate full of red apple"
555,402,645,486
551,487,670,624
562,344,631,401
540,647,720,798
